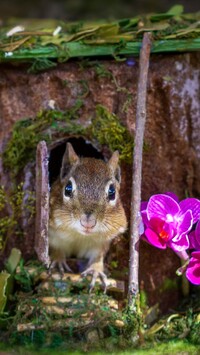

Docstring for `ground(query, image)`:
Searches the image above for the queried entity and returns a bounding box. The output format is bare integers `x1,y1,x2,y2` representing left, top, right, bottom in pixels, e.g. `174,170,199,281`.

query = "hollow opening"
48,137,104,185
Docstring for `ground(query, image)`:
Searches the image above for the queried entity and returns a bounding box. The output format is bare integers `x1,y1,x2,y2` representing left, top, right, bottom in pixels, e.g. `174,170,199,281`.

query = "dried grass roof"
0,5,199,67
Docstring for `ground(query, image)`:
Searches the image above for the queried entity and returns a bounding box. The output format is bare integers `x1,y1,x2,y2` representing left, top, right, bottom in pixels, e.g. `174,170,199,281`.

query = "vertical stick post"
35,140,50,267
128,33,152,307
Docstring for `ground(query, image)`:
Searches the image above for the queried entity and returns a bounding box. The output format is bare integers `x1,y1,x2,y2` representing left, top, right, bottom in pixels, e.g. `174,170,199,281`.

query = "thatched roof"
0,5,199,69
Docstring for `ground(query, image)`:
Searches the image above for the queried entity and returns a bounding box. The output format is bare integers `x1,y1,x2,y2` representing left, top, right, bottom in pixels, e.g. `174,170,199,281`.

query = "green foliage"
28,58,57,73
0,249,21,316
5,248,21,274
0,186,17,251
94,63,113,78
145,306,200,349
122,297,143,339
90,105,133,163
0,184,34,251
0,7,200,63
14,259,34,292
1,261,200,352
0,272,10,313
9,278,125,348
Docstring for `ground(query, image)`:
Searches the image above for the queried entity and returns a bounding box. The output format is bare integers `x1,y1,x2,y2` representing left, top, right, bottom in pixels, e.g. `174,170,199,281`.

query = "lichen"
90,105,133,163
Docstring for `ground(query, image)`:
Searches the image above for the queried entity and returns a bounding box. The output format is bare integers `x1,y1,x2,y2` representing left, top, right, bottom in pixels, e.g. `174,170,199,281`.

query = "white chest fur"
48,225,109,261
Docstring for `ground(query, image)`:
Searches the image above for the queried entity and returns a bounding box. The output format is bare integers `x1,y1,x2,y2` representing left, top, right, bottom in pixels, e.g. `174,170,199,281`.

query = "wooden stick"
17,318,124,332
128,33,152,306
35,140,50,267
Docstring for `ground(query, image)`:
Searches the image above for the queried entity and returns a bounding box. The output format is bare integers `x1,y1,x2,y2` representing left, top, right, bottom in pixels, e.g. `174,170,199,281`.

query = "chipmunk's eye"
108,184,116,201
64,180,73,198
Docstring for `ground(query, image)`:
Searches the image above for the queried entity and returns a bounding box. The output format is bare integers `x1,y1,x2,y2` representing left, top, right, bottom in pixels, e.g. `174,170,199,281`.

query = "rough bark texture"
35,141,50,266
0,52,199,312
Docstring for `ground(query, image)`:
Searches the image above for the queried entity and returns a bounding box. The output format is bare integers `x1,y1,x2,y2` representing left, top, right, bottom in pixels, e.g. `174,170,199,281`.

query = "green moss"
6,264,126,349
0,184,35,252
1,262,200,352
3,103,133,178
0,340,199,354
90,105,133,163
3,101,85,177
28,58,57,73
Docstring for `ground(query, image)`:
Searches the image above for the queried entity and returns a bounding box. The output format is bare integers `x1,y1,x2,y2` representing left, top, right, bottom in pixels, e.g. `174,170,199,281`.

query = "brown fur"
49,143,127,288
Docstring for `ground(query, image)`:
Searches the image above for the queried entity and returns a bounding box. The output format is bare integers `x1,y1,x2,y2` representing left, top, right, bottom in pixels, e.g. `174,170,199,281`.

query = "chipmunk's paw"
81,268,107,293
49,260,73,274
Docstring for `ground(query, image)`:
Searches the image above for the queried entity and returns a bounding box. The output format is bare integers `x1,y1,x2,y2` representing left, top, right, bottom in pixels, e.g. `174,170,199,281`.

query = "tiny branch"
128,33,152,307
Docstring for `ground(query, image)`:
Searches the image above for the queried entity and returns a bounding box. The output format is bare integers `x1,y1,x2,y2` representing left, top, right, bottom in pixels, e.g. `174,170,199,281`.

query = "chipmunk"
48,142,127,291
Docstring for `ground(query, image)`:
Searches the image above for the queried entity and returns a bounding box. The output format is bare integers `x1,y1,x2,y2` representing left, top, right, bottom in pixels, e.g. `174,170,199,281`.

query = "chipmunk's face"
61,160,121,236
51,142,127,238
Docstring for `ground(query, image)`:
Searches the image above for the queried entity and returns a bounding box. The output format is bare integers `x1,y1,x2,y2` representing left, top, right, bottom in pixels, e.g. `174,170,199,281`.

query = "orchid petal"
164,192,179,202
141,210,149,228
147,194,180,220
176,210,193,234
186,251,200,285
195,220,200,238
170,233,189,252
189,229,200,250
141,201,148,212
179,198,200,224
189,221,200,250
145,227,167,249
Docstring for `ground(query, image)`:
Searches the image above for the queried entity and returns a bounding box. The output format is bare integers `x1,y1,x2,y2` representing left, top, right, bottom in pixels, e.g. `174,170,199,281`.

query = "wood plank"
35,140,50,267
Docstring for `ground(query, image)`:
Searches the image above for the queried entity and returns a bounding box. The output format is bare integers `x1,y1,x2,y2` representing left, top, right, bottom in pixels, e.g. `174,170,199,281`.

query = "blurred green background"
0,0,199,20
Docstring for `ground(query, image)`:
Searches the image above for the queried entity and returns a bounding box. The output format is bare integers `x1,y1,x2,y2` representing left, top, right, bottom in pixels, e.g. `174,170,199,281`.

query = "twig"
128,33,152,307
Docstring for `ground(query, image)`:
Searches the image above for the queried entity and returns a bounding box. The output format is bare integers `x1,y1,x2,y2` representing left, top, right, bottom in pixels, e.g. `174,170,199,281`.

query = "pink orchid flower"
183,221,200,285
186,251,200,285
141,194,200,253
189,220,200,250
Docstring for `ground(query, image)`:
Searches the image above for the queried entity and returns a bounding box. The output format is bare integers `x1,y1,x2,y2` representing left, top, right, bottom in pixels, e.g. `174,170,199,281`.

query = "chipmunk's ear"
108,151,121,183
60,142,79,182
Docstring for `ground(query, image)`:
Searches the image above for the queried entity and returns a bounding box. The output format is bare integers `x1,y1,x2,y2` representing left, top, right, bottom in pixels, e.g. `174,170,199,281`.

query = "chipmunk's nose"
80,213,96,229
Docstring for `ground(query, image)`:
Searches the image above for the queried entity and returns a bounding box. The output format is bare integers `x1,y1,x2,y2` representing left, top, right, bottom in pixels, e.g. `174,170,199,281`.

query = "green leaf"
5,248,21,274
96,24,119,37
119,17,139,30
84,34,134,44
167,5,184,15
150,5,184,22
145,321,165,335
40,34,75,46
137,22,170,33
165,27,200,39
0,272,10,313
